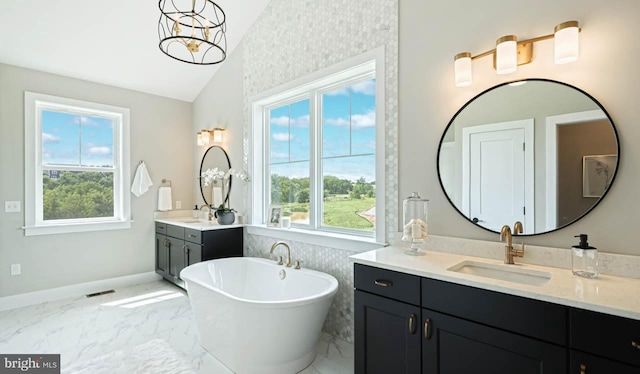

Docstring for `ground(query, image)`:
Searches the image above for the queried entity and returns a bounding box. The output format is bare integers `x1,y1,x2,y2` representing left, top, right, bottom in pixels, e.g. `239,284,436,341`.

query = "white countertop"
155,217,244,231
350,246,640,321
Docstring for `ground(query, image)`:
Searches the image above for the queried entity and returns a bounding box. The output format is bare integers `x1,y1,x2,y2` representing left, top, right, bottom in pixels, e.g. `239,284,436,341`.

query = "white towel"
131,162,153,197
158,187,172,211
212,187,223,209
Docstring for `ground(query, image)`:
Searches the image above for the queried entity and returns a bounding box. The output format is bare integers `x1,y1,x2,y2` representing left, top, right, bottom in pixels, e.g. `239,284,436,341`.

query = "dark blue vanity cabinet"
354,263,640,374
155,222,243,288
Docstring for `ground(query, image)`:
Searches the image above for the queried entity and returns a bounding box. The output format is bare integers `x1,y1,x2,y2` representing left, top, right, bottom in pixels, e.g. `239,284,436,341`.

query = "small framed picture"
267,205,283,227
582,154,617,198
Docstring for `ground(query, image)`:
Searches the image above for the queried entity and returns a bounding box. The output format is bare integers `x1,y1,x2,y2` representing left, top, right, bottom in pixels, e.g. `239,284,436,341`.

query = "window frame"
250,48,386,242
24,92,131,236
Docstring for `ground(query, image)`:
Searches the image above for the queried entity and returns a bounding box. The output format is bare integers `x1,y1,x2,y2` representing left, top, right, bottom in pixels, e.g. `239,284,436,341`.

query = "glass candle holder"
402,192,429,256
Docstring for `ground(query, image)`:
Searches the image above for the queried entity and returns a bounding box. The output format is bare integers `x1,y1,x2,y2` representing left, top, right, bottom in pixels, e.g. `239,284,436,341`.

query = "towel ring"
161,179,172,187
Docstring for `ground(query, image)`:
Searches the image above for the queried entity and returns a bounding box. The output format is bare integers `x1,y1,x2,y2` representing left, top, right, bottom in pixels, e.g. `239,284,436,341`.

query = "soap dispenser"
192,205,199,218
572,234,598,279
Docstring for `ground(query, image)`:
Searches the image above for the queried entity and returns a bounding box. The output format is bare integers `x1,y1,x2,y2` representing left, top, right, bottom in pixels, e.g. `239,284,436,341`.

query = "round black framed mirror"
199,145,232,207
437,79,620,235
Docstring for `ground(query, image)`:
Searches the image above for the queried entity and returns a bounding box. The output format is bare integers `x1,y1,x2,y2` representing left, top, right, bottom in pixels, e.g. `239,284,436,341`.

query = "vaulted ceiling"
0,1,271,102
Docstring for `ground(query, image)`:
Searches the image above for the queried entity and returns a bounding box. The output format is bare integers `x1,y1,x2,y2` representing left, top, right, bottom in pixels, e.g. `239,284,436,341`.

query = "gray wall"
0,64,193,297
557,120,617,226
400,0,639,254
192,44,246,213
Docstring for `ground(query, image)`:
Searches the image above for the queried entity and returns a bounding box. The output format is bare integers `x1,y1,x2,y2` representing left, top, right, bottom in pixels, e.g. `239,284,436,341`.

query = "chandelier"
158,0,227,65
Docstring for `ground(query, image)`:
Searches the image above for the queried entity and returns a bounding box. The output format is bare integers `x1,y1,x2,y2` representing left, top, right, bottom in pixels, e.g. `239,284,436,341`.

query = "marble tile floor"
0,280,354,373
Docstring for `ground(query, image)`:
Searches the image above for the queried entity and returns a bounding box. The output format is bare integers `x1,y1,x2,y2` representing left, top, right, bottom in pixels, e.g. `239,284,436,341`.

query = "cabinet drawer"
422,277,567,345
571,350,638,374
354,264,420,305
185,228,201,244
166,224,184,240
570,308,640,367
155,222,167,235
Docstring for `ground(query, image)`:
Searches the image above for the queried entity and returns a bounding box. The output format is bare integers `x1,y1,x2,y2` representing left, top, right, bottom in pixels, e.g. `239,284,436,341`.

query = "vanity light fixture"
197,129,212,146
454,20,580,87
212,127,225,143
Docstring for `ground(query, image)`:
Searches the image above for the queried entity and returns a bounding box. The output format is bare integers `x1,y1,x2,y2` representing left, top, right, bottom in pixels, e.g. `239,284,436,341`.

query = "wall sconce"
212,127,225,143
197,130,212,146
197,128,225,146
454,20,580,87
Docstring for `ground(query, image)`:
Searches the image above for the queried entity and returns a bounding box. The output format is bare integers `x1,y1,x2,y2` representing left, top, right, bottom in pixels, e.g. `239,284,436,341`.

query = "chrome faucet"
500,224,524,264
269,241,291,267
199,204,213,221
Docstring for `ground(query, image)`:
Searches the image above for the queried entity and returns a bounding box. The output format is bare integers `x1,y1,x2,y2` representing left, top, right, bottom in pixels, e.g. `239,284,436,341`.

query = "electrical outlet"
5,201,21,213
176,200,182,209
11,264,21,276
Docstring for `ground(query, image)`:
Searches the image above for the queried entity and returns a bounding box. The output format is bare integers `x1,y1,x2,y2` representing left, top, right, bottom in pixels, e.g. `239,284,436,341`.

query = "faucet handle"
513,242,525,257
276,256,283,265
294,260,303,270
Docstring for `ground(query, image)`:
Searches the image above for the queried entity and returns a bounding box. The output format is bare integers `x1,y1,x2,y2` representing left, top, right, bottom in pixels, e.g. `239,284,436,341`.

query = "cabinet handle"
580,364,586,374
424,318,432,340
163,238,170,247
409,314,417,334
183,245,189,255
374,280,393,287
632,341,640,350
187,234,197,238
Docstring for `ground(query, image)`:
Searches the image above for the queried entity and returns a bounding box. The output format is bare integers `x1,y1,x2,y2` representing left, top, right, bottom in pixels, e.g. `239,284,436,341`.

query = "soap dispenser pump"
572,234,598,279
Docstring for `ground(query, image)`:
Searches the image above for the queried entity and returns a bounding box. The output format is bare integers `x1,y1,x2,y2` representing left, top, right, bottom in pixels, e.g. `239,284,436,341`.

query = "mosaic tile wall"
245,234,356,342
241,0,399,342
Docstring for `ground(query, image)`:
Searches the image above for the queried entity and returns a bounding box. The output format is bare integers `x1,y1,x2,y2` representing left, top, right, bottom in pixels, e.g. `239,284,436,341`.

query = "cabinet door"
155,233,168,276
184,242,202,268
422,309,566,374
167,236,185,279
355,290,421,374
571,350,639,374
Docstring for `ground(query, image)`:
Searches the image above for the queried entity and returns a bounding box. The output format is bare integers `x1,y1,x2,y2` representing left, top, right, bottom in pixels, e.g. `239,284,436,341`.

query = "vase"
215,211,235,225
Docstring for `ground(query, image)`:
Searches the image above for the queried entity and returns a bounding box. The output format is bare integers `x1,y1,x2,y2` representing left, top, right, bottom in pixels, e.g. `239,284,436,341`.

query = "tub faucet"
269,241,291,267
500,225,524,264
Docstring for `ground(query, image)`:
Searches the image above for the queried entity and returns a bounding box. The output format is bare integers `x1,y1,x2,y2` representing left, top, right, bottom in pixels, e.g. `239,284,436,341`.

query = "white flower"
228,168,251,183
200,168,250,186
200,168,226,187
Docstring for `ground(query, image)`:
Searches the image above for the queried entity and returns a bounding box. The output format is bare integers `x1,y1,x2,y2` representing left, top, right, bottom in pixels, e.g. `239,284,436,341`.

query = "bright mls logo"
1,354,60,373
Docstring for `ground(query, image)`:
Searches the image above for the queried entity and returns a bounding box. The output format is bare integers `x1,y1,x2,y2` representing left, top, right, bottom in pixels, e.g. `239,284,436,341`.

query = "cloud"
270,115,309,128
351,110,376,128
351,80,376,95
88,146,111,155
324,88,349,96
324,110,376,129
323,81,376,96
270,151,289,159
272,133,292,142
42,133,60,144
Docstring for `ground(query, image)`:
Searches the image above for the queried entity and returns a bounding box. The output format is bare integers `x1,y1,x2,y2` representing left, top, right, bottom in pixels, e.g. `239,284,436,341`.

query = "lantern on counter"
402,192,429,256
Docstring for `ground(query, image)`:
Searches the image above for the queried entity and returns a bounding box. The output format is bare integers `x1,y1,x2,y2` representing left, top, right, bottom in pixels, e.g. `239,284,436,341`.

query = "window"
251,51,385,240
24,92,131,236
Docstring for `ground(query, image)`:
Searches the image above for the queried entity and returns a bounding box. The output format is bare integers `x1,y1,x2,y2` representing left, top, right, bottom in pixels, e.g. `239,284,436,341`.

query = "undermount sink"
447,260,552,287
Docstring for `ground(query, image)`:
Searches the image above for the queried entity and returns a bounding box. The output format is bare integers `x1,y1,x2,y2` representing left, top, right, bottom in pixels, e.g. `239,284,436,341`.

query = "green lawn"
283,196,375,231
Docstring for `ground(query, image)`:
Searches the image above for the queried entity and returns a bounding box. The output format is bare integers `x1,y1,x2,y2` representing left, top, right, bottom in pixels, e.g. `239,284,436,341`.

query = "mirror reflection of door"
462,120,534,233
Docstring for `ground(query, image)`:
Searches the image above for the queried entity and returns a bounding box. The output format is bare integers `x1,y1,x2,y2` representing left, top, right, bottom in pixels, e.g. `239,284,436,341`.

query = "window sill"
23,220,132,236
246,225,387,253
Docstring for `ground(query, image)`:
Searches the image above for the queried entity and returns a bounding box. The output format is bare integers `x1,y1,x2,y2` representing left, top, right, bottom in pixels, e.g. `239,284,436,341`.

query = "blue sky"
269,79,376,182
41,110,114,167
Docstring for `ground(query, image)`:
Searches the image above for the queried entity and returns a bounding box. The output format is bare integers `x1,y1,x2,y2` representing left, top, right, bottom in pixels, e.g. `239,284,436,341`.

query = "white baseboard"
0,272,162,312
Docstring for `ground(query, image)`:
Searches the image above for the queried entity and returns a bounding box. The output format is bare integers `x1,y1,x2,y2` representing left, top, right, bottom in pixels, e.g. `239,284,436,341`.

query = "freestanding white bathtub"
180,257,339,374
